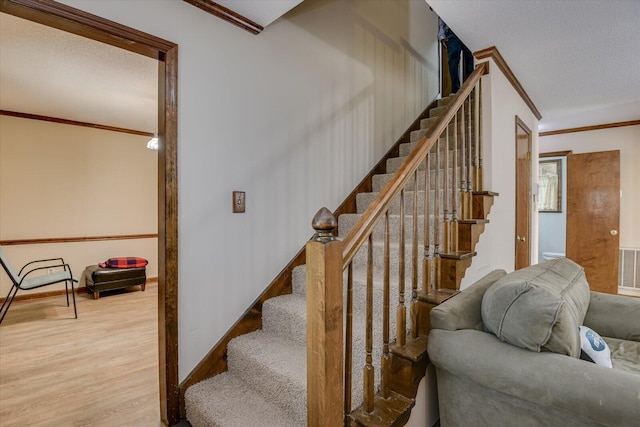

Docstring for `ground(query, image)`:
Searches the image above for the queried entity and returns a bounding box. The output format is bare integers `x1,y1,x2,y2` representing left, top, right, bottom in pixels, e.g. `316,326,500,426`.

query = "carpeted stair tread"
356,189,455,214
386,152,461,174
185,371,296,427
373,170,470,192
226,330,307,423
339,212,439,242
262,293,307,345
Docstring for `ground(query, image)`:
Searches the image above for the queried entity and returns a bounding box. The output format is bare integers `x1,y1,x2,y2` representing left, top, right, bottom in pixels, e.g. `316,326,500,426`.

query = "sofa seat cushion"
481,258,590,357
605,337,640,375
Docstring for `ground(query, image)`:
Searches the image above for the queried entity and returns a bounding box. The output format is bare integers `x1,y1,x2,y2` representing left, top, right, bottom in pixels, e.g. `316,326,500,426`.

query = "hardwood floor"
0,283,160,426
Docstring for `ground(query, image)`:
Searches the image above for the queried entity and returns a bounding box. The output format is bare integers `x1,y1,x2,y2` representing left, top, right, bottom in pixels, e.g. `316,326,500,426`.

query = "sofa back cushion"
481,258,590,357
431,270,507,331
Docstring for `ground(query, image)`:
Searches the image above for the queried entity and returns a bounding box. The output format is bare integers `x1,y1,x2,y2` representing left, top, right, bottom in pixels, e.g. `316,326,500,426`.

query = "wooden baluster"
443,117,451,254
381,211,391,398
364,233,375,413
474,82,483,191
452,110,459,253
468,89,475,201
306,208,344,427
476,81,484,191
344,262,353,425
460,98,468,220
397,189,407,347
434,138,441,289
410,171,419,339
422,153,433,294
466,95,473,218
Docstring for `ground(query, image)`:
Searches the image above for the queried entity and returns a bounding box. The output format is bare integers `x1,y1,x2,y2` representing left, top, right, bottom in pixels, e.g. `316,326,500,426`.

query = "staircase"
185,65,494,426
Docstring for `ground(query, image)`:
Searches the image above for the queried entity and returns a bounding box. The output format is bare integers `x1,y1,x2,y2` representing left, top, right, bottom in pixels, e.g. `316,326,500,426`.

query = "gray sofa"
427,259,640,427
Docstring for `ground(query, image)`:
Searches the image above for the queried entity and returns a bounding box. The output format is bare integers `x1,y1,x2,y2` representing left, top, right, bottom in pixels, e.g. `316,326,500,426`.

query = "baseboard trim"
0,277,158,303
177,97,441,417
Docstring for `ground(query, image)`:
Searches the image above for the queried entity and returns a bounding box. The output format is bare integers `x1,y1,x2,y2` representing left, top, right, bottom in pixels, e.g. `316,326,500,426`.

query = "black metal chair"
0,244,77,324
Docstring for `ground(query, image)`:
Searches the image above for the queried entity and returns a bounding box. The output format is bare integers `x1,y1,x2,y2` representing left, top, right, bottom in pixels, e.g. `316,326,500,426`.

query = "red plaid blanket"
98,257,148,269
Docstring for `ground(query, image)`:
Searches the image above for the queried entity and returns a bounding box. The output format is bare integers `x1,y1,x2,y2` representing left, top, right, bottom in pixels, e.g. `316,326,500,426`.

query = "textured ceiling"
0,13,158,133
427,0,640,131
216,0,304,27
3,2,639,133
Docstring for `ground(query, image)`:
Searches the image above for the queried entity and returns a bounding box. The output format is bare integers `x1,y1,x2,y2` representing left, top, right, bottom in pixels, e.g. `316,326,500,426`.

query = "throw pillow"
579,326,612,368
98,257,148,269
481,258,590,357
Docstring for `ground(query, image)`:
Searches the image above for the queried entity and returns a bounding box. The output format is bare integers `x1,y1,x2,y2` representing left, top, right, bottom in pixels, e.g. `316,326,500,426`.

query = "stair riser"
429,105,448,117
262,295,307,346
436,96,454,107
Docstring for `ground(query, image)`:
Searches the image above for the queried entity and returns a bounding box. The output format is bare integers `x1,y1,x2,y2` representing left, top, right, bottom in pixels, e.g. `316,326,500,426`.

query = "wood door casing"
515,116,532,269
566,151,620,294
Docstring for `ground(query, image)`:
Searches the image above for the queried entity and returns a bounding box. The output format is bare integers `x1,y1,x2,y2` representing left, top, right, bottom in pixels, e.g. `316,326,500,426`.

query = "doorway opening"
0,0,179,424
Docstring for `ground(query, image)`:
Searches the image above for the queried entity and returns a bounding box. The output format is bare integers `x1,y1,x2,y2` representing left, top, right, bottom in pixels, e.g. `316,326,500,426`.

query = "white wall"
460,57,540,288
539,125,640,249
58,0,440,380
0,116,158,294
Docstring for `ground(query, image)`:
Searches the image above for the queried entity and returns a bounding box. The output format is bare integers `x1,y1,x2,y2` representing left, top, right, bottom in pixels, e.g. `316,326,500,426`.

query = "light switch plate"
233,191,245,213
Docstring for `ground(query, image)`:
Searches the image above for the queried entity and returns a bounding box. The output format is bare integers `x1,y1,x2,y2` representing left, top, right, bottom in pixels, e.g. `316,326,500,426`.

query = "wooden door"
566,151,620,294
515,117,532,269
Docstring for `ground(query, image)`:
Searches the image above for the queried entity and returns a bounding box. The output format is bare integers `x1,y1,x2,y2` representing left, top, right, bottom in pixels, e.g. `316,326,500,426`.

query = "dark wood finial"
311,207,337,242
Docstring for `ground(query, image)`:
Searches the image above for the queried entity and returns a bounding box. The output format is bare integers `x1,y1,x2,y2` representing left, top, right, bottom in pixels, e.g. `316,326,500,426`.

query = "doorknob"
517,236,527,242
610,230,618,236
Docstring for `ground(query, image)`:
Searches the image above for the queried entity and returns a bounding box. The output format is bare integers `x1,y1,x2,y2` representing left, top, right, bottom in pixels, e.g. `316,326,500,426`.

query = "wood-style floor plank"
0,283,160,426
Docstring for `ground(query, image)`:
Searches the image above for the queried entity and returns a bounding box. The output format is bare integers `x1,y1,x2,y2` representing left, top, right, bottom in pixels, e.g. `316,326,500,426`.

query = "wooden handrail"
341,62,488,267
310,62,489,424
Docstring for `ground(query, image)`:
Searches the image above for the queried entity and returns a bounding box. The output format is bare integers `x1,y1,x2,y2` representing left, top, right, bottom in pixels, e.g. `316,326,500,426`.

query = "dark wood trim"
182,0,263,35
1,234,158,246
0,278,158,303
474,46,542,120
0,1,180,424
158,44,180,426
0,110,154,137
540,150,572,158
539,120,640,137
177,97,441,416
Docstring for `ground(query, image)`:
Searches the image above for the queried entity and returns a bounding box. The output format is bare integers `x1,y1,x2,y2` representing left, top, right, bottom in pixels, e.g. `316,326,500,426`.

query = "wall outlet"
233,191,245,213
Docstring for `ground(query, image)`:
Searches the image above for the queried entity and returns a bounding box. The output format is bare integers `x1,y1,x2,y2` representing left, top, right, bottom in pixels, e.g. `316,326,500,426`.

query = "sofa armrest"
584,292,640,341
428,329,640,426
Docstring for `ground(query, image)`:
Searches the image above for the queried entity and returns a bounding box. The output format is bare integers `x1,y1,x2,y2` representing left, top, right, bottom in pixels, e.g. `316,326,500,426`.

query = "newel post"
306,207,344,427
